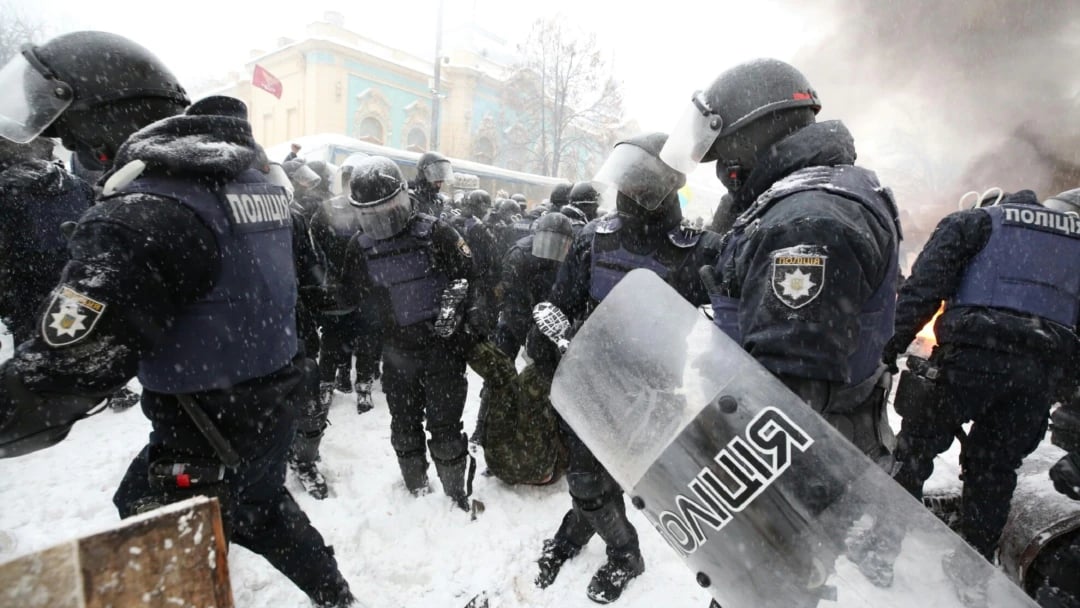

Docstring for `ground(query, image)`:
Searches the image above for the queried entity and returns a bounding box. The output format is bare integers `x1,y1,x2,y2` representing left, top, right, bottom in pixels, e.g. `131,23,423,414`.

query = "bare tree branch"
0,2,47,64
501,16,625,180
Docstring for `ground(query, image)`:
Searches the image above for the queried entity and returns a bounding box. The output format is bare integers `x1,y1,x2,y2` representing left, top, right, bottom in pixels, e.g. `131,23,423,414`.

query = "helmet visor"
0,53,73,144
290,164,322,190
593,142,685,211
422,160,453,184
532,230,573,262
352,186,412,240
659,91,724,175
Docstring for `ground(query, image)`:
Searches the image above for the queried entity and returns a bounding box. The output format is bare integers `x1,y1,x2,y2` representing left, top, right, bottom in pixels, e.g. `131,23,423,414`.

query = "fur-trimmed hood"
111,98,256,181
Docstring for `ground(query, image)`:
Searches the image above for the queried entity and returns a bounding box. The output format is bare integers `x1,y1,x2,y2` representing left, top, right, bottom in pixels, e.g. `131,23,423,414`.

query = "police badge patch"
41,286,106,347
771,246,827,309
457,238,472,258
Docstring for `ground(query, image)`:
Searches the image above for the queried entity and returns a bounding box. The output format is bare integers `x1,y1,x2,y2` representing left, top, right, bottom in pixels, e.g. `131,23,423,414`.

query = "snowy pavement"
0,324,983,607
0,324,712,607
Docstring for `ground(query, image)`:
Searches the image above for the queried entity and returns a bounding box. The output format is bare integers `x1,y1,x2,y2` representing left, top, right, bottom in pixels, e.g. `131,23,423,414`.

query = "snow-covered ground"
0,322,1021,608
0,323,716,607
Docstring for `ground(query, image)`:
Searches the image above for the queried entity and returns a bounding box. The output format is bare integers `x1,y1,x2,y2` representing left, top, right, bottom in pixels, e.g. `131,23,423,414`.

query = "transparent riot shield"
550,269,1038,608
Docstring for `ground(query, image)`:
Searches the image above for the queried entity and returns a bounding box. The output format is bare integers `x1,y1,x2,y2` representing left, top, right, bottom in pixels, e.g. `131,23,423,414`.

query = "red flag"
252,65,283,99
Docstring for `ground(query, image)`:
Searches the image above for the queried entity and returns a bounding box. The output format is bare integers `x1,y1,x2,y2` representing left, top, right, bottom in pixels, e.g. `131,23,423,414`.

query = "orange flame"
915,303,945,349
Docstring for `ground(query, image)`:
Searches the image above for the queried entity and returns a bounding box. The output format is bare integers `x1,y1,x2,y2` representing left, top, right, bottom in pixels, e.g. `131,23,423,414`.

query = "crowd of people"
0,29,1078,608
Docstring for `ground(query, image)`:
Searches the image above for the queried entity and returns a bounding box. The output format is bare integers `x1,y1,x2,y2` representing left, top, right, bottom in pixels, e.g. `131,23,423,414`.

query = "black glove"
1050,452,1080,501
698,264,722,296
882,351,900,375
881,336,906,375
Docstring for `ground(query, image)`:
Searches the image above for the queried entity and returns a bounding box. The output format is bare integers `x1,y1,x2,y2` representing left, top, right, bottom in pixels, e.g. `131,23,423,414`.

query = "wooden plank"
0,496,232,608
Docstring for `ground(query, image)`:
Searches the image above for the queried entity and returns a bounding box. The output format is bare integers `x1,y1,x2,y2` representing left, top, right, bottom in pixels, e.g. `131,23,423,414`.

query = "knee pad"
567,471,619,510
391,429,427,457
428,433,468,463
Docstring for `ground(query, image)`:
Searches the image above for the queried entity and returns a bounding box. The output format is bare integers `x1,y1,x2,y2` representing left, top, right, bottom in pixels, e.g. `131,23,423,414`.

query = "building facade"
210,12,603,180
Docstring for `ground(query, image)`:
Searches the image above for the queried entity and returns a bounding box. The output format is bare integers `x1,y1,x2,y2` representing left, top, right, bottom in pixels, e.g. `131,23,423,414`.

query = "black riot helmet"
349,155,413,240
594,132,686,218
337,152,368,191
549,182,573,208
531,211,574,262
661,58,820,190
283,159,321,192
1044,188,1080,215
416,151,453,190
463,189,492,218
511,193,528,205
494,198,523,223
306,160,334,193
0,31,190,171
568,181,601,220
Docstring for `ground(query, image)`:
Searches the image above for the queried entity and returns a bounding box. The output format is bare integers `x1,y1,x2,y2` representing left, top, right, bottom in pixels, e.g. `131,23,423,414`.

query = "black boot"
108,386,140,412
397,452,430,496
318,381,335,408
433,452,476,512
355,379,374,414
289,426,329,499
582,499,644,604
586,547,645,604
536,506,596,588
334,365,353,393
536,537,582,588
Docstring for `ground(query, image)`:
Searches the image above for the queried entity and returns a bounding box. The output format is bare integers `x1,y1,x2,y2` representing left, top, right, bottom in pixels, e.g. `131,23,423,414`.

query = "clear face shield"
659,90,724,175
0,51,74,144
351,184,413,240
422,160,453,185
532,229,573,262
290,164,322,191
593,143,685,211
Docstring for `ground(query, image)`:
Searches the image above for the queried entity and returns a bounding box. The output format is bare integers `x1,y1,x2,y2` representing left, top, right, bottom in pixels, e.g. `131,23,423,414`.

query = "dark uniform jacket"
493,234,561,357
0,159,93,342
0,102,303,458
338,214,475,350
528,208,721,369
885,190,1080,367
713,121,901,386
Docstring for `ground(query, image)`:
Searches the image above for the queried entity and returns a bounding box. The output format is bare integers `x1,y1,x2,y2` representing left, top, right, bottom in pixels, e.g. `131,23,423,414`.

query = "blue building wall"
342,58,428,149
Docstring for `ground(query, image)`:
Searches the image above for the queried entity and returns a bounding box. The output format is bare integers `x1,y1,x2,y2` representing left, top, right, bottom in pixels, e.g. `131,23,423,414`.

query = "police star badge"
771,246,827,309
41,286,106,347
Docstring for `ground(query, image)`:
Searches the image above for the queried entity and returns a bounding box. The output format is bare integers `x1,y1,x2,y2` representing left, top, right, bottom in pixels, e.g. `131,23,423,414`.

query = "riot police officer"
548,182,572,213
0,32,355,607
664,58,901,465
883,189,1080,561
338,156,478,512
533,133,721,604
310,155,384,414
410,151,453,216
453,189,500,336
486,197,525,262
561,181,601,228
493,212,574,359
0,137,92,345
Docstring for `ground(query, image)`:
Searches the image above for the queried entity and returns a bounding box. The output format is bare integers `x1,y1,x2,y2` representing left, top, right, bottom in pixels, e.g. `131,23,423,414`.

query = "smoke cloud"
784,0,1080,266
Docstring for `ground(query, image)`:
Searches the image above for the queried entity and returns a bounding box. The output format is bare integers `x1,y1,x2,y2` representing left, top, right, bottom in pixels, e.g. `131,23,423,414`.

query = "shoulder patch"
770,246,827,309
457,238,472,258
41,286,107,347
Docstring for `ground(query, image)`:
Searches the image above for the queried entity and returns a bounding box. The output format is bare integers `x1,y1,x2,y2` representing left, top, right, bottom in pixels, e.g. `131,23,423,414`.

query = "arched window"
474,137,494,165
406,128,428,152
358,116,384,144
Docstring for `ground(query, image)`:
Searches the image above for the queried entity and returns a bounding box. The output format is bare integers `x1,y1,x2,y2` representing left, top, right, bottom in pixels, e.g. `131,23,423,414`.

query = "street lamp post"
431,0,445,151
